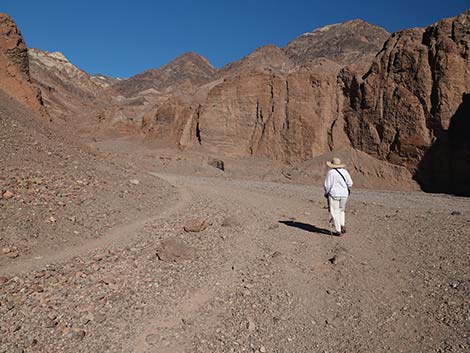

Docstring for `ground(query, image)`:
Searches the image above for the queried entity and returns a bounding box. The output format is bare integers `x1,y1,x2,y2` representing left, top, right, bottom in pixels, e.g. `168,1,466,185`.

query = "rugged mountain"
28,48,112,118
284,19,390,66
111,52,217,97
342,10,470,195
0,14,44,114
141,19,390,161
188,20,390,161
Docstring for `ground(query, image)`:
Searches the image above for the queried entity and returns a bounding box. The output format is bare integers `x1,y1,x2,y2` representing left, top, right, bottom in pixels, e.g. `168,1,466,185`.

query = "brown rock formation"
111,52,217,97
198,68,348,162
343,10,470,195
0,14,44,114
195,20,388,162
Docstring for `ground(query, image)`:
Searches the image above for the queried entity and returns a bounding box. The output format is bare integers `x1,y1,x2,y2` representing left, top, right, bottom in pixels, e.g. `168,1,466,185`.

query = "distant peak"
29,48,69,63
303,19,387,36
165,51,215,71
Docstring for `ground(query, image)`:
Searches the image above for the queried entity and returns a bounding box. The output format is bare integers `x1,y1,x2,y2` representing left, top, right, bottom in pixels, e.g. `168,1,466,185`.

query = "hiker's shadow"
279,220,334,236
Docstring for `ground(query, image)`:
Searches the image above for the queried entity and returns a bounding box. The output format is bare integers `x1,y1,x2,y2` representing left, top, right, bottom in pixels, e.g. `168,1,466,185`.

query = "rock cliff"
343,10,470,194
0,14,44,114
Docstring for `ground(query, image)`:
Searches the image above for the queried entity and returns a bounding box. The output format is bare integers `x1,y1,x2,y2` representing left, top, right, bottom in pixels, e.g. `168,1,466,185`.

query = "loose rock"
183,218,209,233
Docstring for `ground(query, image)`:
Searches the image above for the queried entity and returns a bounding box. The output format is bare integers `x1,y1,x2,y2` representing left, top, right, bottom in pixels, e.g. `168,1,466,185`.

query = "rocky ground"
1,130,469,352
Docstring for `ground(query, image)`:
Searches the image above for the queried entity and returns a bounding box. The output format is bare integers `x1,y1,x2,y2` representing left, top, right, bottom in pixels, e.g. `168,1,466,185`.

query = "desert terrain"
1,9,469,353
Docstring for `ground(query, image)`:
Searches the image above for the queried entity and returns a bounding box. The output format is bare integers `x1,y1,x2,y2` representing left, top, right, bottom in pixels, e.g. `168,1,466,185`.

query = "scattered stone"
2,190,14,199
451,211,461,216
100,276,116,285
271,251,282,259
129,179,140,185
48,216,57,223
44,319,57,328
145,333,159,345
156,238,196,263
183,218,209,233
2,247,11,254
7,251,19,259
0,276,9,284
71,329,86,340
328,255,342,265
208,158,225,171
247,319,256,332
260,346,267,353
222,215,238,227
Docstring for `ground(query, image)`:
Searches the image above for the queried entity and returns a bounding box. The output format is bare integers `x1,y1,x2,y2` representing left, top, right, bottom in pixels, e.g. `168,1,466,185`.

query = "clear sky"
2,0,468,78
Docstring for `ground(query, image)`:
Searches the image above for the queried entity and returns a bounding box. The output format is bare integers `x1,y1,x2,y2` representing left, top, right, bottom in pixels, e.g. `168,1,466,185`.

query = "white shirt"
324,168,353,198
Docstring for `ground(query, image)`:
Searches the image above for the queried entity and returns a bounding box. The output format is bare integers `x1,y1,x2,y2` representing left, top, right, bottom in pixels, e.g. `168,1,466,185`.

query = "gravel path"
1,170,469,353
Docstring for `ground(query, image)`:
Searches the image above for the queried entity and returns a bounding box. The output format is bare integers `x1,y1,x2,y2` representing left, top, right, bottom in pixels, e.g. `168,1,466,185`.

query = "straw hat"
326,157,345,169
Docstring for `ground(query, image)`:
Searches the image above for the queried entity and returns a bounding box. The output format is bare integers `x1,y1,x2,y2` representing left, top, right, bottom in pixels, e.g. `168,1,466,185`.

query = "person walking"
324,157,353,236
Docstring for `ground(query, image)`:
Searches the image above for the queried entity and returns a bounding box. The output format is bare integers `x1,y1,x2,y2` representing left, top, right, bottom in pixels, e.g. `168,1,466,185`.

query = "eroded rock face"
0,14,44,114
199,68,348,162
343,10,470,195
141,97,200,148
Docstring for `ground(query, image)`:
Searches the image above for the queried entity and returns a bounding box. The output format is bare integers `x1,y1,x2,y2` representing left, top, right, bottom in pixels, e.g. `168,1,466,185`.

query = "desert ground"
1,128,469,353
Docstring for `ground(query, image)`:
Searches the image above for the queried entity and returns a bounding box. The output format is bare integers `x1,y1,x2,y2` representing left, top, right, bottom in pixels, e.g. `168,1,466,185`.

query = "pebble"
145,333,159,345
247,319,256,332
183,218,209,233
2,190,14,199
71,329,86,340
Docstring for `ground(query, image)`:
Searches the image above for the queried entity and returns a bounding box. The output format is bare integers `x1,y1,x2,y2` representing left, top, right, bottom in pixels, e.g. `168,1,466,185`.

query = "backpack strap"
334,169,351,195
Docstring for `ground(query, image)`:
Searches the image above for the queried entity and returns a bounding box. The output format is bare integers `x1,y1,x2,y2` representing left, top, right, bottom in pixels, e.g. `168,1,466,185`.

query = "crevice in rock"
269,81,274,113
195,105,202,144
387,129,401,159
284,79,289,130
424,30,443,140
327,119,336,151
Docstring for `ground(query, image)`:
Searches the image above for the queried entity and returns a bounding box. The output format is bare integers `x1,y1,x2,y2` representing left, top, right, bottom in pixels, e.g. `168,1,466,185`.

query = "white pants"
328,196,348,232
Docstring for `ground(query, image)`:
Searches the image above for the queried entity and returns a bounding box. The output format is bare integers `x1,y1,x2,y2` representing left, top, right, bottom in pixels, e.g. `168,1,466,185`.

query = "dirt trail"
0,177,192,276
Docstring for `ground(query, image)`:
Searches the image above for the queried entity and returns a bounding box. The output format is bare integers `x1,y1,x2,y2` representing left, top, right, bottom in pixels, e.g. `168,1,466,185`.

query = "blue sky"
2,0,468,78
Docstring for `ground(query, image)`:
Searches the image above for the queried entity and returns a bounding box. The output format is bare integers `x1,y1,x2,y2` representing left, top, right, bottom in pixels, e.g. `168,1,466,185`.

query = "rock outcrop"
0,14,44,114
198,68,348,162
342,10,470,195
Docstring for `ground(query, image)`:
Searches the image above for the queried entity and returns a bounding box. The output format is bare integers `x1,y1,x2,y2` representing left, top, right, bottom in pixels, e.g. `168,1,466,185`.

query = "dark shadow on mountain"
279,220,334,236
415,93,470,196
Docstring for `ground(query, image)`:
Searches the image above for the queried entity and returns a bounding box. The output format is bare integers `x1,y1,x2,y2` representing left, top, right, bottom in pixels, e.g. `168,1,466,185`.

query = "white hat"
326,157,345,168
